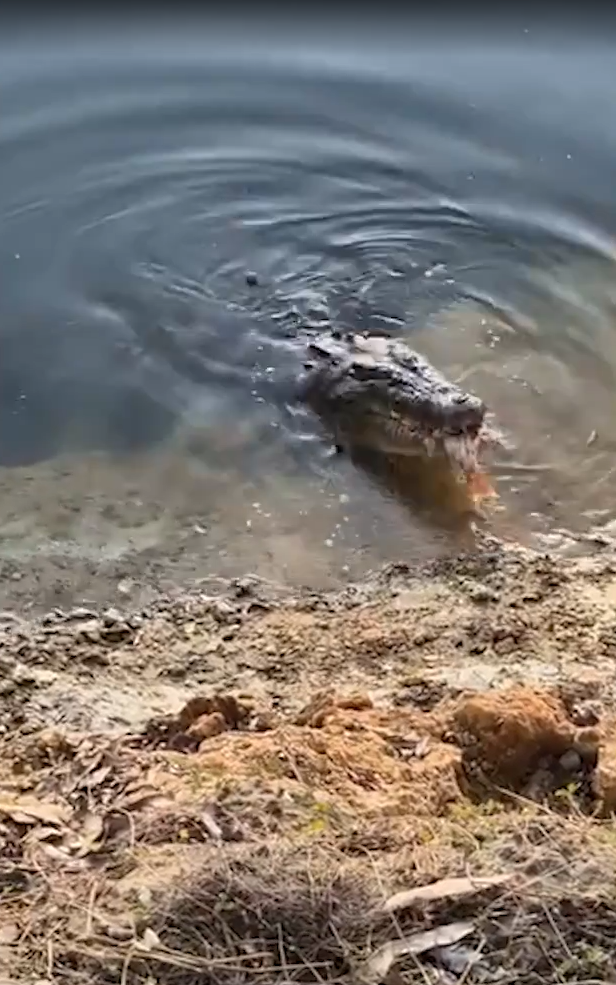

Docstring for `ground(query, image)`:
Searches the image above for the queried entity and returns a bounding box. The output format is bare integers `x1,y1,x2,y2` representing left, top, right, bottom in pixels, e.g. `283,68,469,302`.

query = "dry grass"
4,801,616,985
4,684,616,984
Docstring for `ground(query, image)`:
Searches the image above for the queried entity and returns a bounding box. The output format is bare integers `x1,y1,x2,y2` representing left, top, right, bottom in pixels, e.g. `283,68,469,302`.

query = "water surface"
2,17,616,607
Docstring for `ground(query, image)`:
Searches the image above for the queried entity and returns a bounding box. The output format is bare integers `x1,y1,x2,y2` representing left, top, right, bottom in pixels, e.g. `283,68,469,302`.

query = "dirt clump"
595,735,616,816
450,686,602,806
143,692,257,751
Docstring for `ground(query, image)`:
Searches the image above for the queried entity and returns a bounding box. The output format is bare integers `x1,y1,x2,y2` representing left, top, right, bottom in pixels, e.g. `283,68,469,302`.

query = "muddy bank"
2,531,616,735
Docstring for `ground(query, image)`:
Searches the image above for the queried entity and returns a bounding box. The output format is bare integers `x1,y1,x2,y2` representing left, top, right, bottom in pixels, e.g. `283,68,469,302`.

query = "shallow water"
2,16,616,606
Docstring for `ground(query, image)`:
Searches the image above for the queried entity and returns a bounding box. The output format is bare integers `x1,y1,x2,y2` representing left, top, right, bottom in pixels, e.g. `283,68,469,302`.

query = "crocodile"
298,329,503,506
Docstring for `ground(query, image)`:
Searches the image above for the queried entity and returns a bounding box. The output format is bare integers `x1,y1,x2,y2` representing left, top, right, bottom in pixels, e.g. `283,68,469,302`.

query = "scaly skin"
298,330,503,501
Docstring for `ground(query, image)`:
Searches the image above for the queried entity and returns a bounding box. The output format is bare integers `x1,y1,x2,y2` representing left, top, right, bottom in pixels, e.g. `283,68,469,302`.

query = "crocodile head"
299,330,502,502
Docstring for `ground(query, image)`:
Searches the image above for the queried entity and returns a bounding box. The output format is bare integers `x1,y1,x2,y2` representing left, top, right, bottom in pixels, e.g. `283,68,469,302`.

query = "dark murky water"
2,16,616,604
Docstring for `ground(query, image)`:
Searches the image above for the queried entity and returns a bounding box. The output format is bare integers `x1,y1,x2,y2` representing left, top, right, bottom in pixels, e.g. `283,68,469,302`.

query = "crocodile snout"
443,393,486,434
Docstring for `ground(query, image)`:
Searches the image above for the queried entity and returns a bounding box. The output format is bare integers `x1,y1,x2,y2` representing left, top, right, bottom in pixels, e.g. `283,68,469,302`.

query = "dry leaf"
26,826,63,843
383,874,512,913
41,844,71,861
0,797,69,827
436,943,482,975
117,788,159,811
358,921,474,984
87,765,112,788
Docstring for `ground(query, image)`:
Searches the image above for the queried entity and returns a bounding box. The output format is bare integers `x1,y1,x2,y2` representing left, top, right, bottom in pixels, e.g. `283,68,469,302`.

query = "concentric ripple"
1,21,616,600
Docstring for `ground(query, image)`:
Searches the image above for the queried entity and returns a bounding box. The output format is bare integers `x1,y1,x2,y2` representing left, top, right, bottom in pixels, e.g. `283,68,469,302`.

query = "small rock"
68,607,97,621
76,619,101,642
231,576,254,598
469,583,499,603
572,727,601,765
11,663,36,686
137,886,152,908
102,607,123,628
0,922,20,945
105,923,133,941
140,927,161,951
245,271,259,287
571,700,601,727
32,669,59,686
117,579,133,597
337,692,373,712
558,749,582,773
250,711,279,732
211,601,236,623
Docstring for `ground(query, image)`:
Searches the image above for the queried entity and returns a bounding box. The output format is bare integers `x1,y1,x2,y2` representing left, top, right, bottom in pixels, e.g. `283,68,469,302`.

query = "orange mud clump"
145,689,462,824
138,687,608,823
451,686,601,797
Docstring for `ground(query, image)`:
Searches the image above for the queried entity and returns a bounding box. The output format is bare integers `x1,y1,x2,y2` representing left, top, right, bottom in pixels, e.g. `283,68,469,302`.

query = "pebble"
102,608,124,628
232,577,254,598
469,583,499,604
137,886,152,908
245,272,259,287
559,749,582,774
11,663,37,685
571,700,601,727
76,619,101,641
33,669,59,686
68,607,97,621
105,923,133,941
